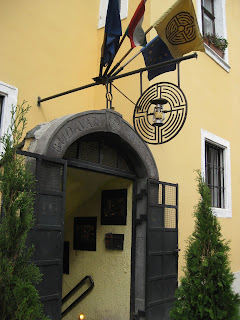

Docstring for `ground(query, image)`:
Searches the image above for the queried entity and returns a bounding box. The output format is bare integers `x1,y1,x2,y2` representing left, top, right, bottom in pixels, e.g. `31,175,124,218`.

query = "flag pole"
107,48,133,77
111,50,142,76
107,25,153,77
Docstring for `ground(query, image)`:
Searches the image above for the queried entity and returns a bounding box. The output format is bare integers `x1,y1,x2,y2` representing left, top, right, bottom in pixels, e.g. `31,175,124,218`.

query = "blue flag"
141,36,176,80
103,0,122,66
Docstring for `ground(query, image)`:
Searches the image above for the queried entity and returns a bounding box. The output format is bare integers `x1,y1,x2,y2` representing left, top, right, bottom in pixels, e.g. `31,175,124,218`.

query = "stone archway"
26,109,160,319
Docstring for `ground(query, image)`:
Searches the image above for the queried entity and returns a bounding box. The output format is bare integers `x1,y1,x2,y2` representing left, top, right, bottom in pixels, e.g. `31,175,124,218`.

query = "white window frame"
98,0,128,29
0,81,18,155
201,129,232,218
196,0,230,72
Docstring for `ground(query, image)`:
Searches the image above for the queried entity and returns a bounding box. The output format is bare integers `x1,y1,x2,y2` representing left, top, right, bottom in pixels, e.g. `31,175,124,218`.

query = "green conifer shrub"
0,102,48,320
170,172,240,320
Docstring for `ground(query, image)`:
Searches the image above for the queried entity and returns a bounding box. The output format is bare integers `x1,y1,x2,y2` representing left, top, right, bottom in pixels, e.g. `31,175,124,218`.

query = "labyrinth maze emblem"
133,82,188,144
166,12,196,45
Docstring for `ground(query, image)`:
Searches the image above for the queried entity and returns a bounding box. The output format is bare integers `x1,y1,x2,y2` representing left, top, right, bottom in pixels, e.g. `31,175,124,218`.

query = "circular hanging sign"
133,82,188,144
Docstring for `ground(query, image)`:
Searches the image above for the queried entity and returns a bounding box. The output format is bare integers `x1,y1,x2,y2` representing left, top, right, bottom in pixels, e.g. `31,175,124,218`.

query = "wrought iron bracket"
92,76,108,85
37,53,197,106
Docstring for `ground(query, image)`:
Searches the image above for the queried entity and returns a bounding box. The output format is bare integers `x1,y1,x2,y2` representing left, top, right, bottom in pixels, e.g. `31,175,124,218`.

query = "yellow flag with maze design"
153,0,205,58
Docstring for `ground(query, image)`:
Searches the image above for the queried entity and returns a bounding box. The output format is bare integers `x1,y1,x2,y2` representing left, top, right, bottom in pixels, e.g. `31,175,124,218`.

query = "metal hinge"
133,310,146,319
136,189,147,200
173,248,181,258
136,214,147,225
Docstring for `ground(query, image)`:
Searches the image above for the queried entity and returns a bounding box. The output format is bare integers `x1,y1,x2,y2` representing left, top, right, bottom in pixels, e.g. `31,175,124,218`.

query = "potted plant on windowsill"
203,33,228,58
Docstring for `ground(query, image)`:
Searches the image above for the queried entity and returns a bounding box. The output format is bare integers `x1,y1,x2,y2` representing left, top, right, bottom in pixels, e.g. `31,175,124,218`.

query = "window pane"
205,143,224,208
0,96,4,128
203,0,214,14
203,13,214,35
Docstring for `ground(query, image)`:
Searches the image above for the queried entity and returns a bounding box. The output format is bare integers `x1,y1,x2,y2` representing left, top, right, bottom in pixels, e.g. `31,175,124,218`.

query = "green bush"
0,102,48,320
170,172,240,320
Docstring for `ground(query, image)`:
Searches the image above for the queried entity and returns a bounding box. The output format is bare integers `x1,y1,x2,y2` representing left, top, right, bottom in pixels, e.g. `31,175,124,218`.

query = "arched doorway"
25,110,178,320
61,132,137,320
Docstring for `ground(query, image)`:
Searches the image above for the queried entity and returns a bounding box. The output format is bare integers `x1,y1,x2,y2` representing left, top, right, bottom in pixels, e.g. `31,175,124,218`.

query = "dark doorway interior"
62,168,134,320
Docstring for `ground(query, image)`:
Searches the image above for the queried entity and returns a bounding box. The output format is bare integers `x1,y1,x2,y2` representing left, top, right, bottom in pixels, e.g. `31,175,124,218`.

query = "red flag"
125,0,147,48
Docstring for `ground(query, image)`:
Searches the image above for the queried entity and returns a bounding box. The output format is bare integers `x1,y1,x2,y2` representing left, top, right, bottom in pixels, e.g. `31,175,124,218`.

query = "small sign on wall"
105,233,124,250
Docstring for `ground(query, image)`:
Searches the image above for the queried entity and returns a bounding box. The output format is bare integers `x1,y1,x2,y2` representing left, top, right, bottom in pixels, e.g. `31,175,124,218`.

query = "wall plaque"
74,217,97,251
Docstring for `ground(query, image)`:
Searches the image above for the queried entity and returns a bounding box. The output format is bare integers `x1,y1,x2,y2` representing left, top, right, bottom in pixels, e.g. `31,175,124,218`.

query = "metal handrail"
61,275,94,318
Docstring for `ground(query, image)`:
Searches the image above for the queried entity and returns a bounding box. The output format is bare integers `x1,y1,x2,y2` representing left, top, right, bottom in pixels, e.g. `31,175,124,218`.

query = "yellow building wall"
62,170,133,320
0,0,149,128
149,0,240,278
1,0,240,289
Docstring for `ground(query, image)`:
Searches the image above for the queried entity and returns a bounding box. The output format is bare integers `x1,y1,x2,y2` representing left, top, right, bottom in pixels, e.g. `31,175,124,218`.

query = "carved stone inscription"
45,110,158,180
50,115,106,156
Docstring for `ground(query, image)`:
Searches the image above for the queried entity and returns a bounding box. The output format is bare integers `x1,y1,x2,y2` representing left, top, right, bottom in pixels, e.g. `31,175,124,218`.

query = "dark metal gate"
146,179,178,320
21,151,67,320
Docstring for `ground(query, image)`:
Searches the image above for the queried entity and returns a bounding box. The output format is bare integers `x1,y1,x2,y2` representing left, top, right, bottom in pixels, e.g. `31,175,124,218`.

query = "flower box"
203,36,226,59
